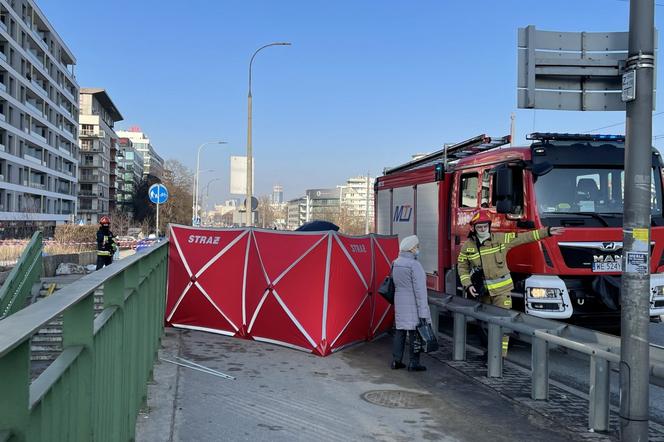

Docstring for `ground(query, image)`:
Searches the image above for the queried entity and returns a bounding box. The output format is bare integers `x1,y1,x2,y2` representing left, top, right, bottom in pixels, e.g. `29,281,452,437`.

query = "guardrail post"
453,312,466,361
429,304,439,336
0,342,29,440
62,293,94,442
531,337,549,400
589,355,610,432
487,323,503,378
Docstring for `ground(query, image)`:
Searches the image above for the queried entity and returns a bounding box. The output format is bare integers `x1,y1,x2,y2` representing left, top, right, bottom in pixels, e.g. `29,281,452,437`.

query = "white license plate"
592,262,622,272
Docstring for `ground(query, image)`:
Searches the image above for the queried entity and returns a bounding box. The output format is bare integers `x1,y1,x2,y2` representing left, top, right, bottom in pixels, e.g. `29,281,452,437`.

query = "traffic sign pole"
156,200,160,237
149,183,169,237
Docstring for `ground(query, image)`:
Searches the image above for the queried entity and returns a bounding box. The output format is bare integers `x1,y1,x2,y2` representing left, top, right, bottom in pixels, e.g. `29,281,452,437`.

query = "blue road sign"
149,183,169,204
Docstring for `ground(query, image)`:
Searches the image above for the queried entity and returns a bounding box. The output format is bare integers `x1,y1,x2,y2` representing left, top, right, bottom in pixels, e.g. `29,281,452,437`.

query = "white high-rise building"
272,184,283,205
0,0,80,236
116,127,164,180
340,175,374,224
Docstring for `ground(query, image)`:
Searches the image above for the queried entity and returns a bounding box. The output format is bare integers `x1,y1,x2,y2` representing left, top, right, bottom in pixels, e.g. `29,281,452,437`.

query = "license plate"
592,262,622,272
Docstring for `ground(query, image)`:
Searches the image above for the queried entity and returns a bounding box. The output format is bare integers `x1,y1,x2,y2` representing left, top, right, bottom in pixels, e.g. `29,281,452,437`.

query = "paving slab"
137,328,581,442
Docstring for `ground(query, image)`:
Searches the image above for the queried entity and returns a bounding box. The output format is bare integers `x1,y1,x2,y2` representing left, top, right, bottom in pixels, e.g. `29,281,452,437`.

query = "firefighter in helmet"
96,215,117,270
457,209,564,356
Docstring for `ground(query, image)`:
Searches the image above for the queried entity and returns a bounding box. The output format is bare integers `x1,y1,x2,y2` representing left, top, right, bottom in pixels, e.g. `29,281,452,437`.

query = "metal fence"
0,231,42,319
0,240,168,441
428,294,664,433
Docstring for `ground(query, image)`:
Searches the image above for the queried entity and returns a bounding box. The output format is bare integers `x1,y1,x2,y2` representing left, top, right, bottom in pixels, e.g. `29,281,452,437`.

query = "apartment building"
78,88,122,224
286,196,307,230
340,175,374,221
116,136,143,214
116,127,164,180
0,0,79,236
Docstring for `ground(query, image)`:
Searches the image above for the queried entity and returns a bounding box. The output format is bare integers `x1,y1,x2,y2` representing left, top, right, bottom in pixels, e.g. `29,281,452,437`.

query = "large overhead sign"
517,25,656,111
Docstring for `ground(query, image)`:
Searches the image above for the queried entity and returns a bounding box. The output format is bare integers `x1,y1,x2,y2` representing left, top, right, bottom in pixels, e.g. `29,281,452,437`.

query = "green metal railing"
0,240,168,441
0,232,43,319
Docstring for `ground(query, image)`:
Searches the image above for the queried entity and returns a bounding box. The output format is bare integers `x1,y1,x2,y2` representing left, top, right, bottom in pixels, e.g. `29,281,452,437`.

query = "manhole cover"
361,390,431,409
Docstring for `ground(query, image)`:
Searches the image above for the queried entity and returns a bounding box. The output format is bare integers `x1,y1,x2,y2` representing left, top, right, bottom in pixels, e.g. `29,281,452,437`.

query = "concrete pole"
510,113,515,146
620,1,654,440
365,172,370,234
246,42,291,227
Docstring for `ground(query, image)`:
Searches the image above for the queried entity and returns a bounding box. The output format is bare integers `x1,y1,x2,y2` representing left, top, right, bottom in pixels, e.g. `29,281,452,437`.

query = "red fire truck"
375,133,664,329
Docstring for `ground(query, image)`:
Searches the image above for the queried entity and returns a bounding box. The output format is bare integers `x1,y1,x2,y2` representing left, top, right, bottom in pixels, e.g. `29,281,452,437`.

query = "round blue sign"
149,183,169,204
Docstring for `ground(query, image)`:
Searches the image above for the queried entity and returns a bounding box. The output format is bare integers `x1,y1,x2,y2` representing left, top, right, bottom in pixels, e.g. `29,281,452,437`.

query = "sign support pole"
156,200,160,237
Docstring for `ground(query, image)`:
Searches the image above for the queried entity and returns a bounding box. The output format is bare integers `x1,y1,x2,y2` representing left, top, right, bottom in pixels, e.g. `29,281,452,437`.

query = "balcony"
80,129,105,139
0,143,5,152
26,100,44,116
0,52,6,63
27,50,43,69
62,127,74,139
31,80,48,98
24,153,42,164
31,130,47,143
0,82,6,93
0,113,4,122
79,174,100,183
0,21,7,33
59,103,72,118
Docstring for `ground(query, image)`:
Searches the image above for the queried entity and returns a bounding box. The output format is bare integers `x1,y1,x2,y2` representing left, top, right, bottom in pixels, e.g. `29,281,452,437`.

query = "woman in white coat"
391,235,431,371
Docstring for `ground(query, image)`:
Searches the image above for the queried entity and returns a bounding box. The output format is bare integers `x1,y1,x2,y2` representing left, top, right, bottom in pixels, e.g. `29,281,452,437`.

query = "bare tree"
158,159,194,232
110,208,132,236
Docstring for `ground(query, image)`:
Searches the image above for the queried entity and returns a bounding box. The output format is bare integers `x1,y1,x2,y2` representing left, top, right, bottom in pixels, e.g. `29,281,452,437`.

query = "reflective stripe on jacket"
457,227,549,297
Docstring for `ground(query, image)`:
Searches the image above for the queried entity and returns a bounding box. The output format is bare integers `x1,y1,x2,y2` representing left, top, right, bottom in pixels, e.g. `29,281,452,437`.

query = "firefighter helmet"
99,215,111,226
469,210,491,227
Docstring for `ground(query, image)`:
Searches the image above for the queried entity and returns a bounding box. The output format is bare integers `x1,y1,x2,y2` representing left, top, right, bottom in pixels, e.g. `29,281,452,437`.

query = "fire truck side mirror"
496,199,513,214
495,167,513,198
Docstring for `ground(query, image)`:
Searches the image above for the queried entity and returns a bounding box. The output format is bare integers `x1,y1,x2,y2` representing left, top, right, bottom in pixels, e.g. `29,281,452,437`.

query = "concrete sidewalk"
136,328,584,442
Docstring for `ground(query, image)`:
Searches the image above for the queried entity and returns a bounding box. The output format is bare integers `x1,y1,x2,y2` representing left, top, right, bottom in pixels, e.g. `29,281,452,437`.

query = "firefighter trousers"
480,293,512,357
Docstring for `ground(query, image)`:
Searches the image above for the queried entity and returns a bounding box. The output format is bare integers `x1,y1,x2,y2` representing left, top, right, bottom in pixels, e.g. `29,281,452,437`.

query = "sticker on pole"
625,251,649,274
149,183,169,204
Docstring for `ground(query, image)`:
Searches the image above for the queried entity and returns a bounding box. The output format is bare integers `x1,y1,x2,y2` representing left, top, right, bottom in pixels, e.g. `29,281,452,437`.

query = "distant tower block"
272,185,284,204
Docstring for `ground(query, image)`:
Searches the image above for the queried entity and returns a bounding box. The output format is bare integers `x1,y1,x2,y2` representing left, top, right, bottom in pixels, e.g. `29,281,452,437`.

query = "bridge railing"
0,231,42,319
0,240,168,442
429,294,664,433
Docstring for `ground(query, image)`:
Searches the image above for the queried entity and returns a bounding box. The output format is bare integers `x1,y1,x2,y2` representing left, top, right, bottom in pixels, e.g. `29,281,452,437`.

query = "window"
459,173,479,208
481,170,491,207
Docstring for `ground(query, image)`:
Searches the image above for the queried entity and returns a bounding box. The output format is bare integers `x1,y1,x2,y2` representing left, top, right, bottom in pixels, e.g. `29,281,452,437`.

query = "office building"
116,127,164,180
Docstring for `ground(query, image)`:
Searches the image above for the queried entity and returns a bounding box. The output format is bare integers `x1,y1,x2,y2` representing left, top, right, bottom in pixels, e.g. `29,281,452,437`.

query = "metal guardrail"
0,240,168,441
428,293,664,433
0,231,42,319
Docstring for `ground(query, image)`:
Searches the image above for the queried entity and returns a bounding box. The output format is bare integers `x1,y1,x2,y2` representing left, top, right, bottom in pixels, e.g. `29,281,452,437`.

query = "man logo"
601,242,618,251
393,205,412,222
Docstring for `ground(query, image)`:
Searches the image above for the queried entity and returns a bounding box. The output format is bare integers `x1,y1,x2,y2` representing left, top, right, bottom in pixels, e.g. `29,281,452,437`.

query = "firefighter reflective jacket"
96,228,117,257
457,227,550,297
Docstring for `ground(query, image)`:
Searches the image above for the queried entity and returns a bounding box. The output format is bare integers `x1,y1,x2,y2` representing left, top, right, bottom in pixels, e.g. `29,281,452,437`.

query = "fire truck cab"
375,133,664,329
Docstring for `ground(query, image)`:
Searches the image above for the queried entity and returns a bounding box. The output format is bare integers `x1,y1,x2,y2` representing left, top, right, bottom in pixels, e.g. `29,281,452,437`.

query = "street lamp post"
246,42,291,227
192,141,226,225
202,178,221,225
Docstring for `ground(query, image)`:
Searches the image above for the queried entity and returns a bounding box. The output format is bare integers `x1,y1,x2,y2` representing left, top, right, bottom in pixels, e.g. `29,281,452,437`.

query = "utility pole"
365,172,370,234
620,1,655,440
510,113,515,146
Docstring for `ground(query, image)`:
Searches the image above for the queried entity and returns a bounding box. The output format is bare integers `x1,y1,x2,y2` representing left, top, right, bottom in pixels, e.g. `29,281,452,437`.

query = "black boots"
391,361,406,369
407,364,427,372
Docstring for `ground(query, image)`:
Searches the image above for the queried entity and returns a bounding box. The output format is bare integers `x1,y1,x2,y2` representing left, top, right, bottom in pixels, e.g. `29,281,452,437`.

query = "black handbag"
415,320,439,353
377,264,395,304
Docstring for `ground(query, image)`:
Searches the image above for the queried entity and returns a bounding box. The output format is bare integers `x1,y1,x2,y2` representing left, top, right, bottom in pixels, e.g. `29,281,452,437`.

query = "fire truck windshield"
534,167,663,219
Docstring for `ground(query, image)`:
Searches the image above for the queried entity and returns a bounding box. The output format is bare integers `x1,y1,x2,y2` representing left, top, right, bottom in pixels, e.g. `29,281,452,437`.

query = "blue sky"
40,0,662,205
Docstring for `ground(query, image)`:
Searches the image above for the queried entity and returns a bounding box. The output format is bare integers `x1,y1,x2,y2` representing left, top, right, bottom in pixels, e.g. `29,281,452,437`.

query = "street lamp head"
275,42,292,46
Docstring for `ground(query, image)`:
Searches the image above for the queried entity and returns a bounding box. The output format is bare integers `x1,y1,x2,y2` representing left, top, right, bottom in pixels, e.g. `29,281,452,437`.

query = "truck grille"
559,242,653,269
